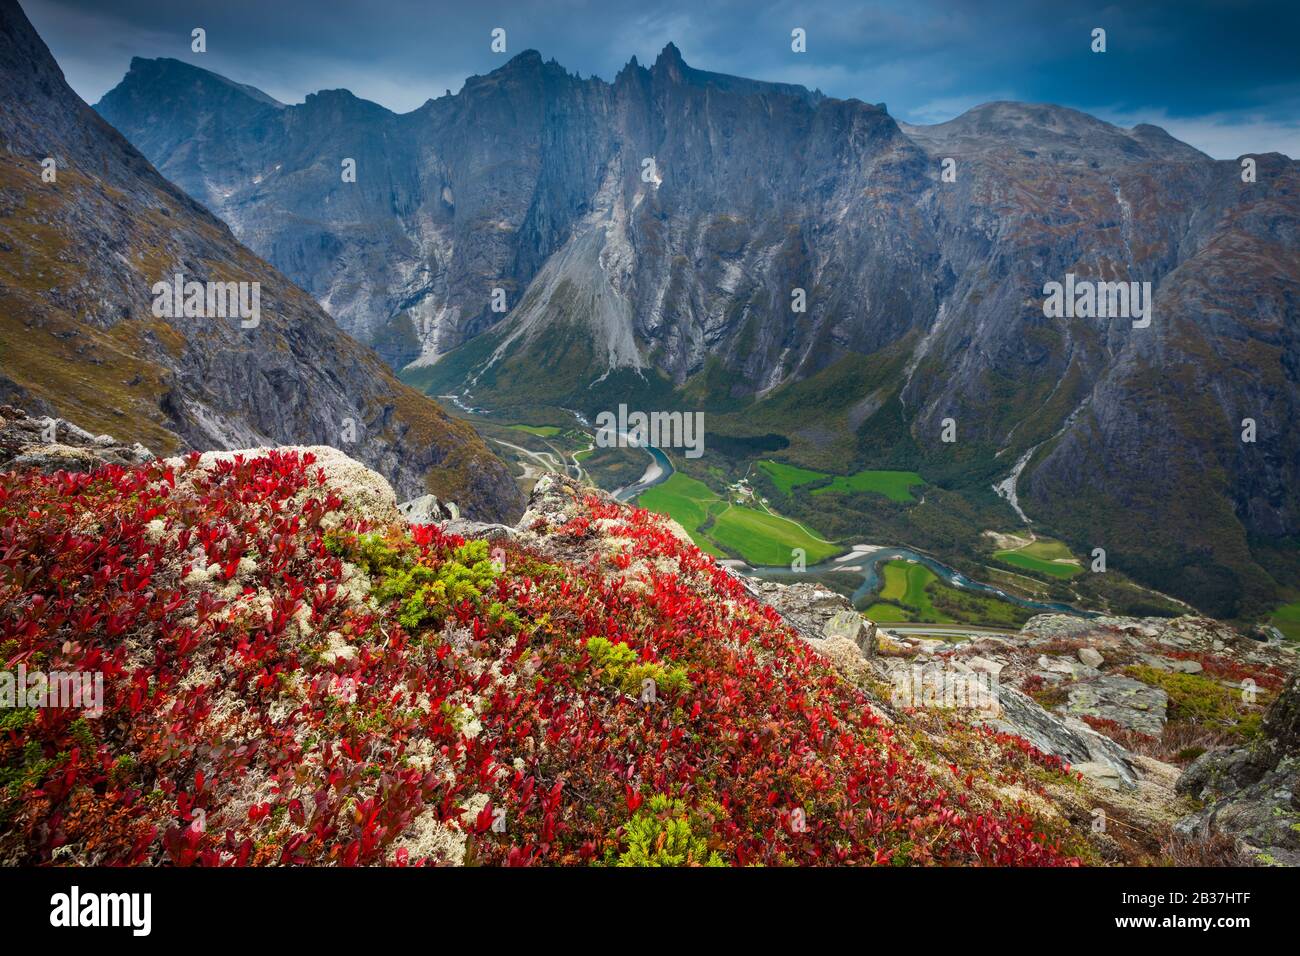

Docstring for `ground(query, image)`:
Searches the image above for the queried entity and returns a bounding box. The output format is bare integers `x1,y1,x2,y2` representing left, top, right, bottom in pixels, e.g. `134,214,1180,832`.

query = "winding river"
736,547,1092,617
612,442,674,500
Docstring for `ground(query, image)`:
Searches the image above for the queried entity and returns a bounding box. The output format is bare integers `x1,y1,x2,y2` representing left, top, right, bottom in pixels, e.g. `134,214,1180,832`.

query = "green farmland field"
638,472,840,566
637,474,727,557
757,460,829,495
1269,601,1300,641
812,469,924,503
866,560,1033,628
992,537,1082,579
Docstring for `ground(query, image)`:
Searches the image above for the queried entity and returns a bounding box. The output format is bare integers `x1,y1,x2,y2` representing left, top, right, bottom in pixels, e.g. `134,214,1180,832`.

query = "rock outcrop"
0,405,152,472
397,494,460,524
985,684,1141,790
1066,676,1169,738
745,580,878,658
1175,675,1300,865
871,612,1298,800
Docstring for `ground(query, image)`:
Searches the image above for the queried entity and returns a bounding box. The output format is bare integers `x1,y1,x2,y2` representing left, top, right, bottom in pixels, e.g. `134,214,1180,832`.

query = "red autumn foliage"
0,453,1078,866
1161,650,1287,692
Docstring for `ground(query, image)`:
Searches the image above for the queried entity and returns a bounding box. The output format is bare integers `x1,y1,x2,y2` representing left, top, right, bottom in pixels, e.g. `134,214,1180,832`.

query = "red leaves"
624,785,644,813
0,451,1077,869
162,824,205,866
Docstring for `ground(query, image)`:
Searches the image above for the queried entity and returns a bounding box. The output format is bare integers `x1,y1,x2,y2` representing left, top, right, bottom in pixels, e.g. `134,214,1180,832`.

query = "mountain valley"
93,44,1300,625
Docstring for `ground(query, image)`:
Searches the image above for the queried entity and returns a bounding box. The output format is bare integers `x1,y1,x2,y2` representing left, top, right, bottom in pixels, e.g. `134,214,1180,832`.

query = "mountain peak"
104,56,284,109
463,48,572,92
652,41,687,80
503,49,544,70
657,42,685,65
899,100,1208,162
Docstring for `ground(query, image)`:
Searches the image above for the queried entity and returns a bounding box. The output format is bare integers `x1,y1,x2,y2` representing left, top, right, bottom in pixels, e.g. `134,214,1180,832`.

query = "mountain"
0,0,522,521
95,42,1300,618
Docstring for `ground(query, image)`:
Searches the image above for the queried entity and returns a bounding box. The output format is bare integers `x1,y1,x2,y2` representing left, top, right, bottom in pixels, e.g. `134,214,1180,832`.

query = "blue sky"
25,0,1300,158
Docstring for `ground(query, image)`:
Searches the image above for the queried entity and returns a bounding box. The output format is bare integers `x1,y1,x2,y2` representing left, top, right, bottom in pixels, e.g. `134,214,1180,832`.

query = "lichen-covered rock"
1078,647,1105,668
164,445,402,526
1023,615,1287,675
1174,675,1300,865
441,518,519,541
519,472,591,528
742,579,877,658
1066,675,1169,738
982,685,1141,790
398,493,459,524
0,406,153,472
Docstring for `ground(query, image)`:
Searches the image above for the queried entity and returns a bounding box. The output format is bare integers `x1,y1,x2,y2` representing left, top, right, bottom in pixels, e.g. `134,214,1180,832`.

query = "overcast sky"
24,0,1300,159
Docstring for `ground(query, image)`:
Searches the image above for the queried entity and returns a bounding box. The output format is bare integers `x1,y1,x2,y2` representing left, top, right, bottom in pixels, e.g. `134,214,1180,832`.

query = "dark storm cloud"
22,0,1300,157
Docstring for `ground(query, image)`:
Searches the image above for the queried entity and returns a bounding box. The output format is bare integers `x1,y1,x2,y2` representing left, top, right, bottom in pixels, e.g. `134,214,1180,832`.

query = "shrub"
585,636,691,700
603,795,723,867
1124,665,1263,739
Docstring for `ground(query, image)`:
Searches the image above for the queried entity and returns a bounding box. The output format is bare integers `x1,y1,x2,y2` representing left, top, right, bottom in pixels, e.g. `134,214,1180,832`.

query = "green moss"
585,637,691,700
0,708,37,733
601,794,724,867
69,718,96,755
326,531,503,632
374,540,500,631
1124,665,1263,737
0,740,62,800
325,531,406,576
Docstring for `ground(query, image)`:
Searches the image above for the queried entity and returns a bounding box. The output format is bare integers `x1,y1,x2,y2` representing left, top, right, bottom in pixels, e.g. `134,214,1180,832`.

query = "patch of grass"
993,549,1083,580
757,460,828,495
864,602,910,623
707,504,840,567
867,560,1032,628
1018,538,1075,561
812,469,924,503
880,561,933,606
638,473,718,533
1268,601,1300,641
509,424,563,437
637,474,728,558
873,561,955,623
991,535,1082,580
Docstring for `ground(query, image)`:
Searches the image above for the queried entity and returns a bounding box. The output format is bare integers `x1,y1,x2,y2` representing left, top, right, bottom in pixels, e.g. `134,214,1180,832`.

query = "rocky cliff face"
95,41,1300,616
0,0,521,521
